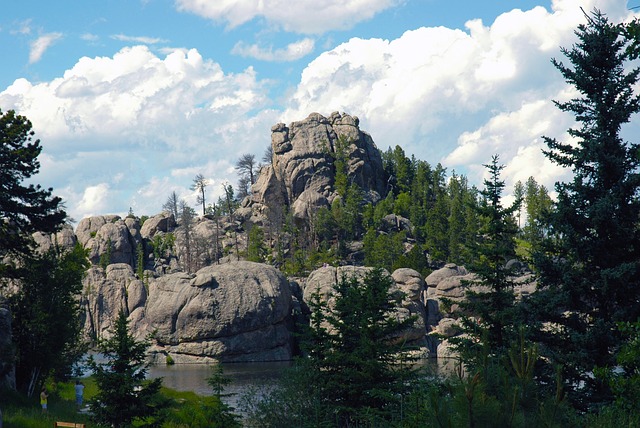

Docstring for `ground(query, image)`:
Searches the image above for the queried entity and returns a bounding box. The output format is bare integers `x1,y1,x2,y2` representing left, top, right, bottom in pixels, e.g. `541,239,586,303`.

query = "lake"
147,361,292,409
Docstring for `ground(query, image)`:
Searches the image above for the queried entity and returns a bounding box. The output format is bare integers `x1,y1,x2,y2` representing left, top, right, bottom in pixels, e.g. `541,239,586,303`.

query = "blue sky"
1,0,639,221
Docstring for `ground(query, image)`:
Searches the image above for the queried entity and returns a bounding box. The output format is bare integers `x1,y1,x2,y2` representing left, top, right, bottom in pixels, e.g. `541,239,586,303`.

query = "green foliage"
332,135,351,197
88,309,167,427
9,243,90,396
452,155,522,368
363,228,405,271
595,321,640,413
150,232,175,260
136,242,145,278
534,10,640,407
246,225,267,262
300,268,417,424
0,109,67,275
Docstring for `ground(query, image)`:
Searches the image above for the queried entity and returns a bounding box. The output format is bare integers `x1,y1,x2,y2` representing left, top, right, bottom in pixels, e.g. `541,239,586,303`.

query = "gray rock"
425,263,469,288
76,215,120,247
249,112,386,221
83,261,294,362
32,224,77,254
140,212,174,239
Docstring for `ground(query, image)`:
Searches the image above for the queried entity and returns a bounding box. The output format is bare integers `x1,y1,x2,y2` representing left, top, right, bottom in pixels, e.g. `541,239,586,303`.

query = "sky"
1,0,639,222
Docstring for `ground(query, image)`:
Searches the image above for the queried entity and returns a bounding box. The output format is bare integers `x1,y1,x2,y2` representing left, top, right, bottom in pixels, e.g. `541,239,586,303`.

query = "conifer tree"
0,109,66,276
452,155,521,368
302,268,416,424
88,309,165,428
534,10,640,406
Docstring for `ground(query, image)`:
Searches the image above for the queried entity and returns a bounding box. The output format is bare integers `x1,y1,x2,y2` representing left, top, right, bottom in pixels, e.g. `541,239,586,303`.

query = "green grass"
0,377,241,428
1,379,94,427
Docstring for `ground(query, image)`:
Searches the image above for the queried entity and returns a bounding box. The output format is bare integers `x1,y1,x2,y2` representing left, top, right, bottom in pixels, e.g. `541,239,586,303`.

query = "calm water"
147,361,291,409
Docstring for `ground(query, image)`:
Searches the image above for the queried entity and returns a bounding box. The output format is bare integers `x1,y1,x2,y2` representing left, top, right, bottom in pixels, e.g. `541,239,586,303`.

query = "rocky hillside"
2,111,534,366
238,111,387,223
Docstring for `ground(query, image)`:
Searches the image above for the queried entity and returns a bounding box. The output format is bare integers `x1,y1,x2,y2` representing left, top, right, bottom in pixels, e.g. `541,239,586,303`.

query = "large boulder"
140,212,174,240
82,261,294,362
143,261,293,362
32,224,77,254
76,216,139,266
249,112,387,221
81,264,147,340
303,265,428,347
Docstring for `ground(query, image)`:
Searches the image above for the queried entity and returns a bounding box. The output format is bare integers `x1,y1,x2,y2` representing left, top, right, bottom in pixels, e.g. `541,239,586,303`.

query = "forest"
2,9,640,428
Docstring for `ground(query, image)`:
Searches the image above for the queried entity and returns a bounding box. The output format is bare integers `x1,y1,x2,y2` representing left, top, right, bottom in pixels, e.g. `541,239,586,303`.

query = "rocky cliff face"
82,261,295,362
241,112,387,222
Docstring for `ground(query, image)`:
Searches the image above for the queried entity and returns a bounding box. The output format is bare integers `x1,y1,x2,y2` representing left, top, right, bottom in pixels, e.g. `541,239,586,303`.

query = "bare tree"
191,174,208,216
237,175,251,199
235,154,257,185
178,200,196,272
162,191,179,226
262,145,273,165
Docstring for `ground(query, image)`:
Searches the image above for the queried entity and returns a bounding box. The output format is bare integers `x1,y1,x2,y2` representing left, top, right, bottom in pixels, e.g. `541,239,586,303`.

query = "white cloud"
0,45,279,220
111,34,168,44
75,183,111,218
29,32,63,64
282,0,638,194
232,38,315,61
175,0,400,34
11,19,32,35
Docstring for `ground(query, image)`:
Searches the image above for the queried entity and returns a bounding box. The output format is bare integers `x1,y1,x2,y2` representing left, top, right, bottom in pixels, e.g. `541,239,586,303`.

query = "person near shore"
40,388,48,412
75,380,85,408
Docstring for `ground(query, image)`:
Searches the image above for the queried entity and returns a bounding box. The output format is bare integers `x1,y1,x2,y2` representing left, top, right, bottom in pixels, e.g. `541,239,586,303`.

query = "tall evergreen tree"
10,243,89,396
452,155,522,368
0,109,66,276
301,268,416,424
534,10,640,407
88,309,165,427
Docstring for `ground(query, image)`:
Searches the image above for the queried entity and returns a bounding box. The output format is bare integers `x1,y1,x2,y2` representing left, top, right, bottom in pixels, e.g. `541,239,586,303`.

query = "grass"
0,377,241,428
1,378,94,427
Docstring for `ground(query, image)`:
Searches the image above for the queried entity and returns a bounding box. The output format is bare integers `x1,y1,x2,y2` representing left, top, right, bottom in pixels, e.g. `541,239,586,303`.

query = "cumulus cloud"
0,45,279,219
282,0,639,193
232,38,315,61
175,0,400,34
111,34,168,44
29,32,63,64
75,183,111,218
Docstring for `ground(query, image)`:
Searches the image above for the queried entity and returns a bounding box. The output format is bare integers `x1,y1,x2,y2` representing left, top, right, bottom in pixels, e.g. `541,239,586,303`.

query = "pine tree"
88,309,166,428
0,109,66,276
451,155,522,368
534,10,640,407
302,268,416,424
10,243,89,396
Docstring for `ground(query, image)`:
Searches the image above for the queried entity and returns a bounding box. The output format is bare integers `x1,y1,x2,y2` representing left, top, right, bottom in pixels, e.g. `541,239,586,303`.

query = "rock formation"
240,112,387,223
82,261,294,362
423,263,536,365
302,266,428,347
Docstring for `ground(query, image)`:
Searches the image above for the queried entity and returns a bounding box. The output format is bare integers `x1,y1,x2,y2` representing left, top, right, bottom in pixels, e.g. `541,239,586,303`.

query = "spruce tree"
534,10,640,407
452,155,521,368
302,268,416,424
88,309,165,427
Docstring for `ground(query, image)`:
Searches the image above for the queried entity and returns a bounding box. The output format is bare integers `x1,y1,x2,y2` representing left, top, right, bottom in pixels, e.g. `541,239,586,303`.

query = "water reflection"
147,361,292,408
